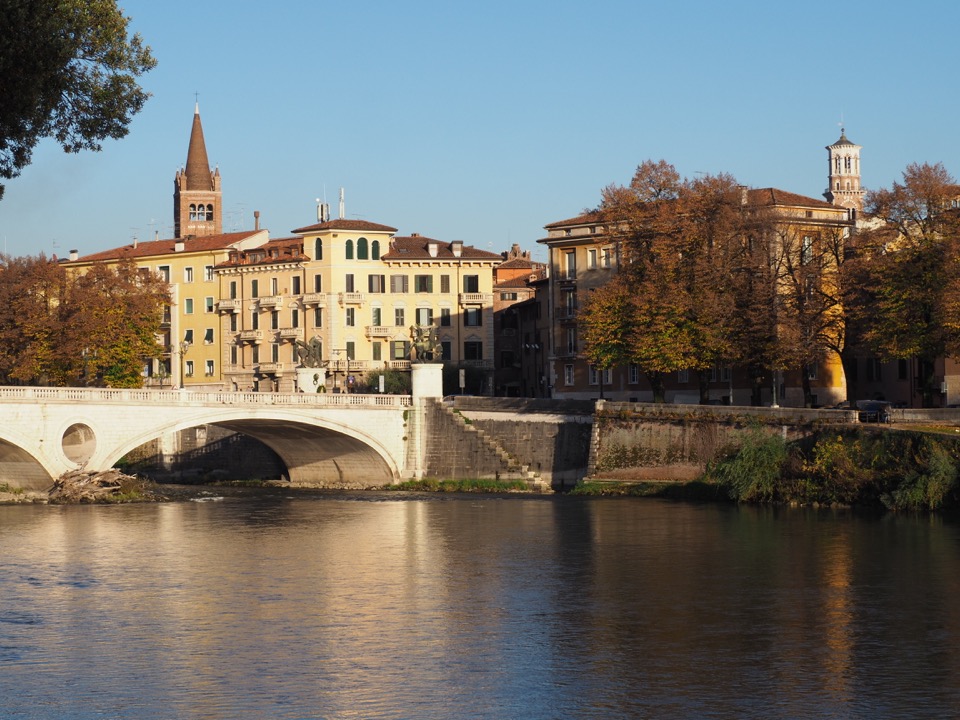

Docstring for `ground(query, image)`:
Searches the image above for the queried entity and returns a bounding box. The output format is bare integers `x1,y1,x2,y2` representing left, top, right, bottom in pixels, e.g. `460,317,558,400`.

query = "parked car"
856,400,892,423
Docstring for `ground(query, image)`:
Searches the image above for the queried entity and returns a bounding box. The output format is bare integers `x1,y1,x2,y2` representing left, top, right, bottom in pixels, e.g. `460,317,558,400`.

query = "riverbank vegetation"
387,478,532,493
702,427,960,512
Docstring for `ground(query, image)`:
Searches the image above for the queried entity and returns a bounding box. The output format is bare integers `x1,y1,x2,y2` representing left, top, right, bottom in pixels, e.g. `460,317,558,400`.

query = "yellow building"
217,217,502,393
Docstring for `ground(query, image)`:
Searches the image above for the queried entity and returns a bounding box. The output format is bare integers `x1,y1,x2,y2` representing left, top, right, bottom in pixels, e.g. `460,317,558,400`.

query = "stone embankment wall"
590,401,859,482
431,397,594,488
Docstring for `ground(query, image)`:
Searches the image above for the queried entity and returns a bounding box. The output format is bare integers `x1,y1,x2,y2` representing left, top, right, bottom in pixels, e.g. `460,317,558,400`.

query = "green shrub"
704,427,787,502
882,437,959,511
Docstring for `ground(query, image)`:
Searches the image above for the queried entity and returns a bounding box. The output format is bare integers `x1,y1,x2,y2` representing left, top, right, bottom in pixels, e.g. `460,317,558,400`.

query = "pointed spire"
184,106,214,191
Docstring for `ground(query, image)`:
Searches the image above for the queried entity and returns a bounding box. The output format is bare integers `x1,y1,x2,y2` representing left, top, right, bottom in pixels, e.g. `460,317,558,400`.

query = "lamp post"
179,340,191,390
330,348,345,393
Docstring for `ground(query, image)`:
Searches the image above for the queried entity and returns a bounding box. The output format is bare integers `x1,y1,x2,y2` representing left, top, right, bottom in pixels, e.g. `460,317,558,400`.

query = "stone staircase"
426,400,548,491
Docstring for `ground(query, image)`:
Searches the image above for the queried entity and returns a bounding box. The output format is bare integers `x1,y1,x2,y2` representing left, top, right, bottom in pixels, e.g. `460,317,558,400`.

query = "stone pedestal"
411,363,444,400
296,366,326,394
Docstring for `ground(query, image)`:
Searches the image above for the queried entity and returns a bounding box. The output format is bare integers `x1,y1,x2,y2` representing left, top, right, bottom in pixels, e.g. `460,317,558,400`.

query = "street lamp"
179,340,191,389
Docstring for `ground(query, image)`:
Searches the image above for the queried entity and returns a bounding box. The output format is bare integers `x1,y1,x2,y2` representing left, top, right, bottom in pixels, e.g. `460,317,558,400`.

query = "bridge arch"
0,425,56,490
106,408,401,487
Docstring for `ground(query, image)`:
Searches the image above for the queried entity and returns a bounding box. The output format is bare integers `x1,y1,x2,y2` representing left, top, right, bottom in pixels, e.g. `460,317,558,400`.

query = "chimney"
254,210,260,231
69,249,78,261
175,239,185,252
739,185,749,205
451,240,463,258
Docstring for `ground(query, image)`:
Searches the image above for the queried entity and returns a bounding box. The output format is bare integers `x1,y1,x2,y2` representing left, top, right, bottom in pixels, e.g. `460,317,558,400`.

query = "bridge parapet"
0,387,412,408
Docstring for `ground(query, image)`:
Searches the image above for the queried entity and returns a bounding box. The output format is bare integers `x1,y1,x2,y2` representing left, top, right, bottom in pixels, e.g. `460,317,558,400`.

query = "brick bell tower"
823,128,866,213
173,103,222,238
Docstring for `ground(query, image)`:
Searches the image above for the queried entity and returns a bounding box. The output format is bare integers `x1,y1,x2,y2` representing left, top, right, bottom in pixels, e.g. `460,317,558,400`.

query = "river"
1,490,959,719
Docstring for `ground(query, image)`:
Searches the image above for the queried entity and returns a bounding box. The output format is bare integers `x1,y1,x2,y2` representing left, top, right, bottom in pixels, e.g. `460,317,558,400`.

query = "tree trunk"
646,370,666,403
698,369,711,405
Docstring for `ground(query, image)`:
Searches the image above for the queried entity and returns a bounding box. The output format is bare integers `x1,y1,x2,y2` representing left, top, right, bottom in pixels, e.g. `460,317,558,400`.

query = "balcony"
258,295,283,309
459,292,492,306
365,325,394,338
558,272,577,285
277,327,304,341
462,359,494,369
258,362,284,375
384,360,411,371
238,329,263,344
301,292,326,307
217,298,242,314
338,292,365,305
557,308,578,322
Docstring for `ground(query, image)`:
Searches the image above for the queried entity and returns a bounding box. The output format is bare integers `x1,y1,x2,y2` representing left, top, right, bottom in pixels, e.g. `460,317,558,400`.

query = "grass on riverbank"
569,480,726,500
386,478,533,493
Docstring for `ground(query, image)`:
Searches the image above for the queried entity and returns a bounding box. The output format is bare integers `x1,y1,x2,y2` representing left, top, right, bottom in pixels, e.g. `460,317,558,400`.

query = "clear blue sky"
2,0,958,262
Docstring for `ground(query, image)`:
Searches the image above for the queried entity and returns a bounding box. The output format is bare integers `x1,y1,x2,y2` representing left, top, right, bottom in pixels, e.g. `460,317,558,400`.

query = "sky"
2,0,959,262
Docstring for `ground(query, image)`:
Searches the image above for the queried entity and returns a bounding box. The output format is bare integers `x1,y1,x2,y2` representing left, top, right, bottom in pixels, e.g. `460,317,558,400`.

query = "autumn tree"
0,256,169,387
0,0,156,199
846,162,960,405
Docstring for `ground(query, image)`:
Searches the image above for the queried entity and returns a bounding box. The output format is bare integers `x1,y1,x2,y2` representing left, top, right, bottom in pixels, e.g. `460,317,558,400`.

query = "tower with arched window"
823,129,865,213
174,104,223,238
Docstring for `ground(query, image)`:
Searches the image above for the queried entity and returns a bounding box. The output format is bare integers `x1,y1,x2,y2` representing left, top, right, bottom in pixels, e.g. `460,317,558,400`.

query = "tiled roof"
495,276,539,289
828,131,857,147
747,188,839,209
214,236,306,269
497,257,540,269
543,211,602,229
382,236,502,261
184,110,214,191
70,230,265,263
292,219,398,234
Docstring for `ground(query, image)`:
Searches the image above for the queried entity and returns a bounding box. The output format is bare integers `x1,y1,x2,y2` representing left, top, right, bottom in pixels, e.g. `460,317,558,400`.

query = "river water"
1,490,959,719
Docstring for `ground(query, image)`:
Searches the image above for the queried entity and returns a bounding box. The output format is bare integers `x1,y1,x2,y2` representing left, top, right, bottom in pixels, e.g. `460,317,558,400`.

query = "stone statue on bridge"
409,324,442,363
295,336,327,368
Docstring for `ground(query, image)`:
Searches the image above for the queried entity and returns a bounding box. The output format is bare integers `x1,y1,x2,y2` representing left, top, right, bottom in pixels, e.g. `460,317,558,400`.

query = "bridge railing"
0,387,413,408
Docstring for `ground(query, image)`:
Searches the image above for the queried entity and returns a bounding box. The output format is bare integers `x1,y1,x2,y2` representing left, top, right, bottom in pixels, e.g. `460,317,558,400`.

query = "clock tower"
823,129,865,213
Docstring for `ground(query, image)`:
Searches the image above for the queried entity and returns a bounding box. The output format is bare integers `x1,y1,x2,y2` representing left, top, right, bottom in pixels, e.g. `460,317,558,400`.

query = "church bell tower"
823,129,865,213
174,104,222,238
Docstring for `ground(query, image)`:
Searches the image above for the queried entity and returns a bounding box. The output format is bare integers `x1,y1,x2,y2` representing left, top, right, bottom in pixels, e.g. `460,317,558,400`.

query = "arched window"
314,238,322,260
189,204,198,220
371,240,381,260
205,204,214,220
345,239,354,259
357,237,368,259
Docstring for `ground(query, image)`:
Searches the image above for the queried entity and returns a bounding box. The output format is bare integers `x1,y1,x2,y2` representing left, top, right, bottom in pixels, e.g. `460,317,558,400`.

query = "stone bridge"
0,387,420,490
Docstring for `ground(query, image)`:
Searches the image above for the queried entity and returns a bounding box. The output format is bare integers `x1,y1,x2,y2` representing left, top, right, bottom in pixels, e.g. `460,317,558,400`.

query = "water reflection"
0,496,959,718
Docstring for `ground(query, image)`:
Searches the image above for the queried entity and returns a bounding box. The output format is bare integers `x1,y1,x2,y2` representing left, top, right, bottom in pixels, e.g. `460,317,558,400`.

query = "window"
440,275,450,293
463,275,479,293
464,308,482,326
251,312,259,330
440,308,451,326
371,240,380,260
229,281,237,299
346,308,356,327
805,364,818,381
345,239,354,259
464,341,483,361
314,308,323,327
587,249,597,269
271,311,279,330
185,360,194,377
205,360,214,376
564,251,576,279
391,275,409,293
204,265,214,282
229,314,238,332
368,275,385,293
346,342,356,361
357,238,368,259
184,298,194,314
372,307,382,326
501,351,515,369
313,274,322,293
230,346,238,365
158,265,171,282
205,204,213,220
566,328,576,354
314,238,322,260
251,279,259,297
801,236,814,265
898,358,908,381
602,247,612,268
204,328,214,344
678,369,689,383
441,341,451,361
271,277,279,295
395,308,405,326
414,275,433,293
184,329,194,343
372,342,382,361
292,276,301,295
252,346,259,363
564,364,575,386
416,308,433,326
272,344,280,362
500,292,518,301
391,341,410,360
629,364,640,384
184,267,194,283
291,309,299,328
866,358,882,382
205,297,214,313
345,274,355,292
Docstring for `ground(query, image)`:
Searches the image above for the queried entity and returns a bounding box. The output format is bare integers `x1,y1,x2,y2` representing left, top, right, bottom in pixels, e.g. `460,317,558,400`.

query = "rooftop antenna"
339,188,345,220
